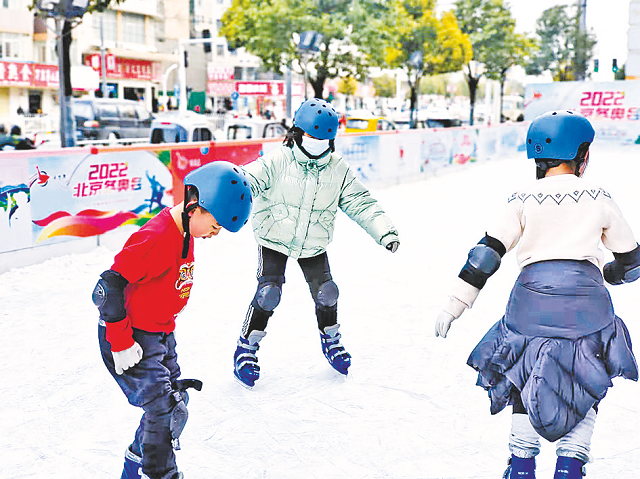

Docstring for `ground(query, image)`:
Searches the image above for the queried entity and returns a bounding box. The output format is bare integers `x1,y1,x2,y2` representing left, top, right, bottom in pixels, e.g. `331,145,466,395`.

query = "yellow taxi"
344,116,398,133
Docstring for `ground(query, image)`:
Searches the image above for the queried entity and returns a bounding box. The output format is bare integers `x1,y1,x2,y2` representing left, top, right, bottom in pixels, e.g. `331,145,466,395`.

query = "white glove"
113,341,144,375
435,310,456,338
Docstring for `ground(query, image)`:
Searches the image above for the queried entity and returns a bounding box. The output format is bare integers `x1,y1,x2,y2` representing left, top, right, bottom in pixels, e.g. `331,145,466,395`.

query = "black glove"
386,241,399,253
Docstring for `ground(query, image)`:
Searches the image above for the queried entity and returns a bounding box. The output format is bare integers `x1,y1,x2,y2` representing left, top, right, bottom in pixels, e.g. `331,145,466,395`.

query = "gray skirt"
468,260,638,441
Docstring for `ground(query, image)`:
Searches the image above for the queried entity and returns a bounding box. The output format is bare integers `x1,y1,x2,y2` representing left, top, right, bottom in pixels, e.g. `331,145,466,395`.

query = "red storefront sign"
207,65,234,81
236,81,286,96
0,61,59,88
84,54,161,82
207,82,235,96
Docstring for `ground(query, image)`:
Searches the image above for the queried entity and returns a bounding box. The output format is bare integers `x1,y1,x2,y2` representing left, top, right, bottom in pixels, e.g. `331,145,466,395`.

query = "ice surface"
2,143,639,478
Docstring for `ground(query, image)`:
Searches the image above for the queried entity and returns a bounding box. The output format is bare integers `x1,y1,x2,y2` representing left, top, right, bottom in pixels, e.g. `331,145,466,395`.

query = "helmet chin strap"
181,186,198,259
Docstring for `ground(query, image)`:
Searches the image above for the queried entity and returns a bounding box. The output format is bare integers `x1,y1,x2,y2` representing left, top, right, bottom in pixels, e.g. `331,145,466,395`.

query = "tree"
220,0,389,99
484,28,535,122
338,76,358,109
454,0,516,126
526,4,596,81
381,0,471,127
372,74,396,98
30,0,124,146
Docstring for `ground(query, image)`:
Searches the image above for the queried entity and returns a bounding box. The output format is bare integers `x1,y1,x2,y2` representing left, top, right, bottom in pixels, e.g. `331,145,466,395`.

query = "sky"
511,1,629,74
2,141,639,478
439,0,631,82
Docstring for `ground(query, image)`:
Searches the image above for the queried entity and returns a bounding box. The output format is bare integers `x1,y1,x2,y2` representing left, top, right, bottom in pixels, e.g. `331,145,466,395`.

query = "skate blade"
234,373,256,390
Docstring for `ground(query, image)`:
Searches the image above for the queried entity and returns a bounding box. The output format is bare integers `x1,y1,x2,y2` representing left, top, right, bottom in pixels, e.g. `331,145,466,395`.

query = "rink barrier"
1,120,638,273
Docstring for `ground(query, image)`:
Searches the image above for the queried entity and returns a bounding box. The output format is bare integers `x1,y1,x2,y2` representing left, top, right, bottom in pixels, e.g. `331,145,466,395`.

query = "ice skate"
319,324,351,375
553,457,585,478
502,455,535,478
234,330,266,388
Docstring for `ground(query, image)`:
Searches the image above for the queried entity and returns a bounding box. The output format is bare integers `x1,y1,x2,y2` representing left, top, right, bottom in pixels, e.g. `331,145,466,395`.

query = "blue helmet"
526,110,595,161
293,98,339,140
183,161,252,233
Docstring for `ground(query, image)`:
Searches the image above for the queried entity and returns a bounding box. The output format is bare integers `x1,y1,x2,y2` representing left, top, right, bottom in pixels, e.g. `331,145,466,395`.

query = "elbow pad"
458,240,504,289
604,244,640,285
92,269,129,322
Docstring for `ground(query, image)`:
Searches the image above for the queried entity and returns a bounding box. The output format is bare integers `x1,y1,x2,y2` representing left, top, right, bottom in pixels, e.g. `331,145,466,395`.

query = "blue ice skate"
553,457,585,478
120,447,142,479
502,455,535,478
319,324,351,375
234,330,266,388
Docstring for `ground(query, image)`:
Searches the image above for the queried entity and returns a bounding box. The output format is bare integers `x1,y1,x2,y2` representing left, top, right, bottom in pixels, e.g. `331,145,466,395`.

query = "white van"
150,113,214,144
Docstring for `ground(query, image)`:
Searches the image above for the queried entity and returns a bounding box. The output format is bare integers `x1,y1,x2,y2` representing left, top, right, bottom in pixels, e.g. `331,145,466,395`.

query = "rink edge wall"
2,120,639,274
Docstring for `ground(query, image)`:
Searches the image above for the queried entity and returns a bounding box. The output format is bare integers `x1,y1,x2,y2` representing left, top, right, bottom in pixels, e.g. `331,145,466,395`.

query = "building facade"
0,0,287,136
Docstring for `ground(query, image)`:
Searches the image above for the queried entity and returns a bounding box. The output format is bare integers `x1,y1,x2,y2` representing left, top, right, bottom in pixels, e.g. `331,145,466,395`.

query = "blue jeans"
99,325,183,479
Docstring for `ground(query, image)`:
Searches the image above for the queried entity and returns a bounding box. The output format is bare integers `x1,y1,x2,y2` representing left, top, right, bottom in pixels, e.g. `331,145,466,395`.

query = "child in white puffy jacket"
233,98,400,389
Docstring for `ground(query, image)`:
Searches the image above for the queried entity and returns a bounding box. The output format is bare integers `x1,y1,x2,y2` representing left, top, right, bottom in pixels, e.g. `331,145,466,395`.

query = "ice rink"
2,142,639,478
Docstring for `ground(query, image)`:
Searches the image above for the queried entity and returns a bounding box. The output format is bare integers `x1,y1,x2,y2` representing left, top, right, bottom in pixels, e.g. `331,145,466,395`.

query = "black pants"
242,246,337,337
99,325,183,479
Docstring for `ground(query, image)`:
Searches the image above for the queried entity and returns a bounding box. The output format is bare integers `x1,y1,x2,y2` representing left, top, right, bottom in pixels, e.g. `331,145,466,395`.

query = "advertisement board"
525,81,640,122
0,148,172,254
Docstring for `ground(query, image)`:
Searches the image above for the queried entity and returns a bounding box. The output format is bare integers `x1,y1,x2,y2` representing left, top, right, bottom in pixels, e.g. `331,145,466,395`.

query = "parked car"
394,108,463,129
0,133,35,151
425,117,463,128
344,116,397,133
72,98,153,144
224,119,287,140
150,113,215,144
501,95,524,122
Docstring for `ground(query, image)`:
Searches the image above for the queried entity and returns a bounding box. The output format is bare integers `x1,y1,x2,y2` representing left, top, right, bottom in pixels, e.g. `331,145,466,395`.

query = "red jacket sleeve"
105,316,135,352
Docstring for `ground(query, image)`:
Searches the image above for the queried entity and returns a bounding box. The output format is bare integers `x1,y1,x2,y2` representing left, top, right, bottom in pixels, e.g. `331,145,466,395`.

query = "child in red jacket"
93,161,252,479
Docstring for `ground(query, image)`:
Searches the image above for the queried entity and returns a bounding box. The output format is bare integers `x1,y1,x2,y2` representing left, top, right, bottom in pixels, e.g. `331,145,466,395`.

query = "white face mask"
301,136,330,157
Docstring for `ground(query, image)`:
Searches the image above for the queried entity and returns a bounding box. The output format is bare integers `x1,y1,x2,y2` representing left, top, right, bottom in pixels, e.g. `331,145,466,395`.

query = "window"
73,102,96,121
122,13,146,45
193,128,212,141
119,103,136,119
0,33,20,59
98,103,119,118
264,124,286,138
92,12,117,43
135,105,150,121
151,126,186,144
227,125,252,140
346,119,370,130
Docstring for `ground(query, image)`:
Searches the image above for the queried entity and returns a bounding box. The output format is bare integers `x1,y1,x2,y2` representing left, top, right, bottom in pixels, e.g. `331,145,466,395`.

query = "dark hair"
535,141,591,179
284,126,304,148
185,184,200,204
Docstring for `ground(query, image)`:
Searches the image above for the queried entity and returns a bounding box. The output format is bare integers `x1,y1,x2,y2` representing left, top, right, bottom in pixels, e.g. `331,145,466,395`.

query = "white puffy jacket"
243,142,399,259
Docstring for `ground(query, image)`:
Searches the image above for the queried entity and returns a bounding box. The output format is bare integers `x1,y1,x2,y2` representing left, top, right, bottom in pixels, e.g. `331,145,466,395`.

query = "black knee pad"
255,282,281,311
92,269,129,322
316,280,339,307
169,391,188,450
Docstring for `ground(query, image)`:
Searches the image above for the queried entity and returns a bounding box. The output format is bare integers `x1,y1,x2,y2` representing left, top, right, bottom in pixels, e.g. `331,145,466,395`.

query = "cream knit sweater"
488,174,637,269
446,174,638,317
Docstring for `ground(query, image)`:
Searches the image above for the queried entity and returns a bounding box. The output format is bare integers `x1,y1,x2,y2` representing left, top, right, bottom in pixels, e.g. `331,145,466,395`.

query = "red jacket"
105,208,194,351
